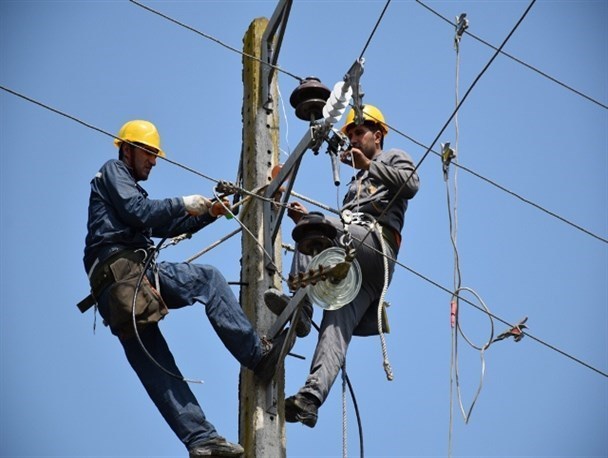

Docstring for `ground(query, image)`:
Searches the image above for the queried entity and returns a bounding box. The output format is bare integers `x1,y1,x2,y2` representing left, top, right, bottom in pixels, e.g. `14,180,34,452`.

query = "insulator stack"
322,81,353,125
289,77,331,122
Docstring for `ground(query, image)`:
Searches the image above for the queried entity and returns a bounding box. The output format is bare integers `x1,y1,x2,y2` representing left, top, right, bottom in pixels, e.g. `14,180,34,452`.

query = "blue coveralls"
293,148,420,405
84,159,264,450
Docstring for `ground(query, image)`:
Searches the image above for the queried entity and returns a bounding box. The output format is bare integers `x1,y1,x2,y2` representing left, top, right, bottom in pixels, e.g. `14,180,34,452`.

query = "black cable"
383,120,608,245
353,0,539,254
359,0,392,61
415,0,608,111
310,320,365,458
129,0,303,82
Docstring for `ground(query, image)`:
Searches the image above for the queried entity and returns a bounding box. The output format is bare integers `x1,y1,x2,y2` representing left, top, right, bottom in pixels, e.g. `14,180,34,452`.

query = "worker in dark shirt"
83,120,292,457
265,105,420,428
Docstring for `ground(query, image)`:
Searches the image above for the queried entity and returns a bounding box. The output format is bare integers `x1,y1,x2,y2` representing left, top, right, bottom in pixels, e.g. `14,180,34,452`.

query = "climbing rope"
375,222,393,381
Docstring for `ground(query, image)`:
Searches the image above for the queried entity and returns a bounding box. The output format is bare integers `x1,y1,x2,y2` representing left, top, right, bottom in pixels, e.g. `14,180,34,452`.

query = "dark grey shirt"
341,148,419,235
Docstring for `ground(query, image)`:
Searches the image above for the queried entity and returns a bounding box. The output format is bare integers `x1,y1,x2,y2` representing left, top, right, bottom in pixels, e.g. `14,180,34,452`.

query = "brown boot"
285,392,320,428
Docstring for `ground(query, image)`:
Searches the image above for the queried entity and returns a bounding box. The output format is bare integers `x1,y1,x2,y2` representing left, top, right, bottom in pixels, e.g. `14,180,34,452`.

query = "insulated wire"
415,0,608,111
447,27,464,456
310,320,365,458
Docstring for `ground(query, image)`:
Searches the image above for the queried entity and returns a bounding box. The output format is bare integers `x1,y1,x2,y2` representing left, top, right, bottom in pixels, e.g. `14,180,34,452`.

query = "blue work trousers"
97,261,263,450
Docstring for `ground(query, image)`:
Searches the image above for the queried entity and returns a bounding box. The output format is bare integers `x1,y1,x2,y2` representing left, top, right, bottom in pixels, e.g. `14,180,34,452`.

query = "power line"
353,0,539,254
2,0,605,380
372,245,608,379
129,0,303,83
415,0,608,111
0,84,220,184
359,0,392,60
2,84,605,381
384,121,608,245
129,0,607,245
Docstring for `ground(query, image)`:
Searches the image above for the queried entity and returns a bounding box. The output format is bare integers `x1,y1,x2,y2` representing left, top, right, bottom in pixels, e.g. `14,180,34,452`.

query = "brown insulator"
292,211,336,256
289,77,331,122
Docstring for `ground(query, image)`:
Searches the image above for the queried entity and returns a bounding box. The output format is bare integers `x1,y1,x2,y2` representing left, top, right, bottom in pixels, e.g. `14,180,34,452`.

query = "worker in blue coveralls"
83,120,292,458
264,105,420,428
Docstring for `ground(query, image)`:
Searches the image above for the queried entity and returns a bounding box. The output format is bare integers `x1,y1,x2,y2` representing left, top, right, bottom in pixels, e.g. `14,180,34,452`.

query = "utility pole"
238,16,285,457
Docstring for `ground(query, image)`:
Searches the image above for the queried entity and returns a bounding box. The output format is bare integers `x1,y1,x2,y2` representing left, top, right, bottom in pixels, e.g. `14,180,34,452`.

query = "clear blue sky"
1,1,606,457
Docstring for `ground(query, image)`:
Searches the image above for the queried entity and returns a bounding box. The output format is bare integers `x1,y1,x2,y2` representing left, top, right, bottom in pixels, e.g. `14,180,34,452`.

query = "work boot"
189,436,244,457
264,288,313,338
285,392,320,428
253,329,296,383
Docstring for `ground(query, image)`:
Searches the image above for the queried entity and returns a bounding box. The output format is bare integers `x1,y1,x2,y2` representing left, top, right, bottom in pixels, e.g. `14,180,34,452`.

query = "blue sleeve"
103,161,185,229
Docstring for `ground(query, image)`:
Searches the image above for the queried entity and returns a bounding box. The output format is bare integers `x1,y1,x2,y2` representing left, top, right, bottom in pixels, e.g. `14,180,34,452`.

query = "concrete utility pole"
238,17,285,457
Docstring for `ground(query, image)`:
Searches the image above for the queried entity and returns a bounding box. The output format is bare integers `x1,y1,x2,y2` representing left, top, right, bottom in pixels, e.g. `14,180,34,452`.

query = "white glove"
183,195,211,216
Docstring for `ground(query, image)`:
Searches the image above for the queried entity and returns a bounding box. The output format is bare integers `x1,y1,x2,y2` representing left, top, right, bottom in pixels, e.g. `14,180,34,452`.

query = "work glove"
183,195,211,216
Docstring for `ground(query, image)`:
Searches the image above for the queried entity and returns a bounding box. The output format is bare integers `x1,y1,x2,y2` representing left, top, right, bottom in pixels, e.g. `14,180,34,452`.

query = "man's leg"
157,261,264,369
120,324,219,449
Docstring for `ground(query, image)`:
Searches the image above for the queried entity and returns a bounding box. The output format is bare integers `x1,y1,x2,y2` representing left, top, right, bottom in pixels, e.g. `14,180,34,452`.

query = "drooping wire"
131,238,204,384
415,0,608,111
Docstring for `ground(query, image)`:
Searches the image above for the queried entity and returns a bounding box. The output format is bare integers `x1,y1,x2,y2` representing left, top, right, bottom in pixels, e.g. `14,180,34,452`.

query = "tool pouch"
107,257,168,333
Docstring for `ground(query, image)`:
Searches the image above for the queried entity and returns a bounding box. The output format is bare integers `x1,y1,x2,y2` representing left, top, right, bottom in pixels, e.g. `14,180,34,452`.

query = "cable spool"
307,247,362,311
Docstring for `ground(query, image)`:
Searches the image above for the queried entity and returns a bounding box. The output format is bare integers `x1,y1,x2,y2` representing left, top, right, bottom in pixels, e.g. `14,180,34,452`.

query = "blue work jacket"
84,159,215,273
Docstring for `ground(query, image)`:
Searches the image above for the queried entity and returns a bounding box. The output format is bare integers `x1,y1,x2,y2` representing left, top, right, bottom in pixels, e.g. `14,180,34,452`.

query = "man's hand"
183,195,212,216
287,201,308,224
210,198,230,218
340,147,371,170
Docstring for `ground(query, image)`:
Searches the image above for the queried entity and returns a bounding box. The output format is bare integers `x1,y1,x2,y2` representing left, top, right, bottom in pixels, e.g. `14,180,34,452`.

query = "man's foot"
253,329,296,383
285,392,320,428
189,436,244,457
264,288,313,338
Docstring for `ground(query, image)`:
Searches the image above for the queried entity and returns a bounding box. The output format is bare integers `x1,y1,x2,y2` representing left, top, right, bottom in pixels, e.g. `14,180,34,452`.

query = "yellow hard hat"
341,104,388,136
114,120,165,157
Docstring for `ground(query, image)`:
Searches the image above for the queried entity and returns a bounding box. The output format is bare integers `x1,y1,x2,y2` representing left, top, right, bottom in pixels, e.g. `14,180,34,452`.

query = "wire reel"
306,246,362,311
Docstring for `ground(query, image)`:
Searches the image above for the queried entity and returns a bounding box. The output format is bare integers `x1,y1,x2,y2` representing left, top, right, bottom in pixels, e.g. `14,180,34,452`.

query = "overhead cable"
353,0,539,255
358,0,392,60
385,120,608,245
415,0,608,111
129,0,303,82
5,76,601,379
3,74,605,248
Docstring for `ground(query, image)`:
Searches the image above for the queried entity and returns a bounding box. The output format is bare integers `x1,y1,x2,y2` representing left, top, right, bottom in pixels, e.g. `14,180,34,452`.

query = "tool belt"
77,249,168,334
